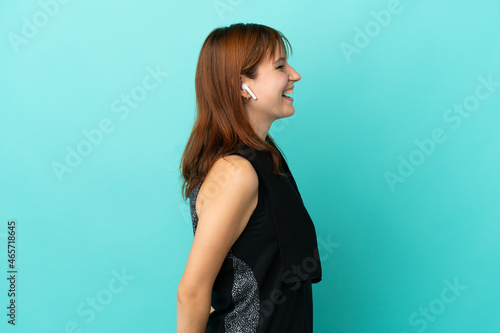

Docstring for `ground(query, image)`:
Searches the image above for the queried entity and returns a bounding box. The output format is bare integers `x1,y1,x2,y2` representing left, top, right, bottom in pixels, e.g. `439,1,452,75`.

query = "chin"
282,108,295,118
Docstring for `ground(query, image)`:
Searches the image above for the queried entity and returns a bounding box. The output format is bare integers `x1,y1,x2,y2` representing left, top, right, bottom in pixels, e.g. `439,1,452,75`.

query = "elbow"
177,280,210,307
176,283,190,307
176,285,190,307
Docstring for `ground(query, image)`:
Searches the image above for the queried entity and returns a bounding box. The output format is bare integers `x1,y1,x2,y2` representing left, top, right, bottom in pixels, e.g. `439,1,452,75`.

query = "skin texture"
177,44,301,332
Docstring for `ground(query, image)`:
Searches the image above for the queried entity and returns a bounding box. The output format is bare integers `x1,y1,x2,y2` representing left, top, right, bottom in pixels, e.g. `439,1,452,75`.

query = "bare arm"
177,155,258,332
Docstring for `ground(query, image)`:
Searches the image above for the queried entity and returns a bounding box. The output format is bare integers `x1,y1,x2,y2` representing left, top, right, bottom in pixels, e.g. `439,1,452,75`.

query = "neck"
245,109,273,142
254,123,271,141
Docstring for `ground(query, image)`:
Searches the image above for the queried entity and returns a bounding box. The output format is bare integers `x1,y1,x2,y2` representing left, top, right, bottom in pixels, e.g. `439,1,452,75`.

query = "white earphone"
242,83,257,100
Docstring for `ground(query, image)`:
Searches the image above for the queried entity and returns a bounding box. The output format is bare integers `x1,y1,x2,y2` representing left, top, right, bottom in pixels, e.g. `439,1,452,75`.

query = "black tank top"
188,144,320,332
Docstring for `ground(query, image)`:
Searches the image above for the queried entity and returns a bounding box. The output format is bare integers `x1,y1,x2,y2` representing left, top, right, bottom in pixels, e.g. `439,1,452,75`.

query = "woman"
178,23,322,332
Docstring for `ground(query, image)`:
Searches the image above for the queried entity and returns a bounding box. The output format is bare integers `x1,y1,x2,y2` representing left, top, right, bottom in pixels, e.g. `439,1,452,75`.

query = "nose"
288,65,301,82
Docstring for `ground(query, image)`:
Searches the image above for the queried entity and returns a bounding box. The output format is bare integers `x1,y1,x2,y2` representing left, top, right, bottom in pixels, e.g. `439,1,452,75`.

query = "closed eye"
276,65,284,69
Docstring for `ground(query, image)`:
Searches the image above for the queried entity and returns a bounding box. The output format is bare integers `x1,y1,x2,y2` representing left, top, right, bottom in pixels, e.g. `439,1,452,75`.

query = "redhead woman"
178,23,322,333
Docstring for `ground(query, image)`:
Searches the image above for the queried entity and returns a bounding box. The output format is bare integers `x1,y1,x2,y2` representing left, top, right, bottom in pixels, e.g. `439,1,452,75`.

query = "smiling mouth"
282,88,294,101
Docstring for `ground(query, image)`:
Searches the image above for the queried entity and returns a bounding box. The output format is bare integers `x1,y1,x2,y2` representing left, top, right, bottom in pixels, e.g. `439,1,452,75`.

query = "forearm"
177,294,211,332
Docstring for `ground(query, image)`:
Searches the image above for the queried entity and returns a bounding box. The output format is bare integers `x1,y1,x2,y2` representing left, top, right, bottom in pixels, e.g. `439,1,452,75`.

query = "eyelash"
277,65,284,69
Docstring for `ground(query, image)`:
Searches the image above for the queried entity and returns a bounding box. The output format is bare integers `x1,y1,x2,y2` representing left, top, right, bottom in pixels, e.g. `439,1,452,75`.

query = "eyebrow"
274,57,286,65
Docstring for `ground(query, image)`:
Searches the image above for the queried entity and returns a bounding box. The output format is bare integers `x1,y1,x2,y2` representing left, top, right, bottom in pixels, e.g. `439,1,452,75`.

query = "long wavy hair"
180,23,293,200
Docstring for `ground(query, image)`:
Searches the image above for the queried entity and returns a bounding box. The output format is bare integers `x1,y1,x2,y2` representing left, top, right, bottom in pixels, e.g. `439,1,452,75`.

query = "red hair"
180,23,293,200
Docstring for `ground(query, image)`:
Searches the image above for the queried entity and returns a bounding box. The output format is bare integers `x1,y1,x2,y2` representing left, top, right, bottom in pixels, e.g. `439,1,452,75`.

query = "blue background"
1,0,499,332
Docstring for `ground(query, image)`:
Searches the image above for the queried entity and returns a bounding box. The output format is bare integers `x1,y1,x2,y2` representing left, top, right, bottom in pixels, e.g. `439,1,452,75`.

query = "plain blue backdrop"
1,0,499,332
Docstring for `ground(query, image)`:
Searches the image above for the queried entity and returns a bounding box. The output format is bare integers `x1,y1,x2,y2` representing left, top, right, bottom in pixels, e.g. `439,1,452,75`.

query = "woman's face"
241,45,301,135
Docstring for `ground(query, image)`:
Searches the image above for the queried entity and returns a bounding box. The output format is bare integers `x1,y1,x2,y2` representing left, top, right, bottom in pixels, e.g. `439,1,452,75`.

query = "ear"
240,75,251,99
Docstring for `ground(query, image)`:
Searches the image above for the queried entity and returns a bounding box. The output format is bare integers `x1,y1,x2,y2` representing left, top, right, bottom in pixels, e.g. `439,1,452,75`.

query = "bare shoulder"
197,154,258,218
215,154,257,180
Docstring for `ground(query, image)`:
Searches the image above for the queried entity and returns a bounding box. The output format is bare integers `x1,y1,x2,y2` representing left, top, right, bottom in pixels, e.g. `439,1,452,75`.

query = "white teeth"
282,89,294,96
